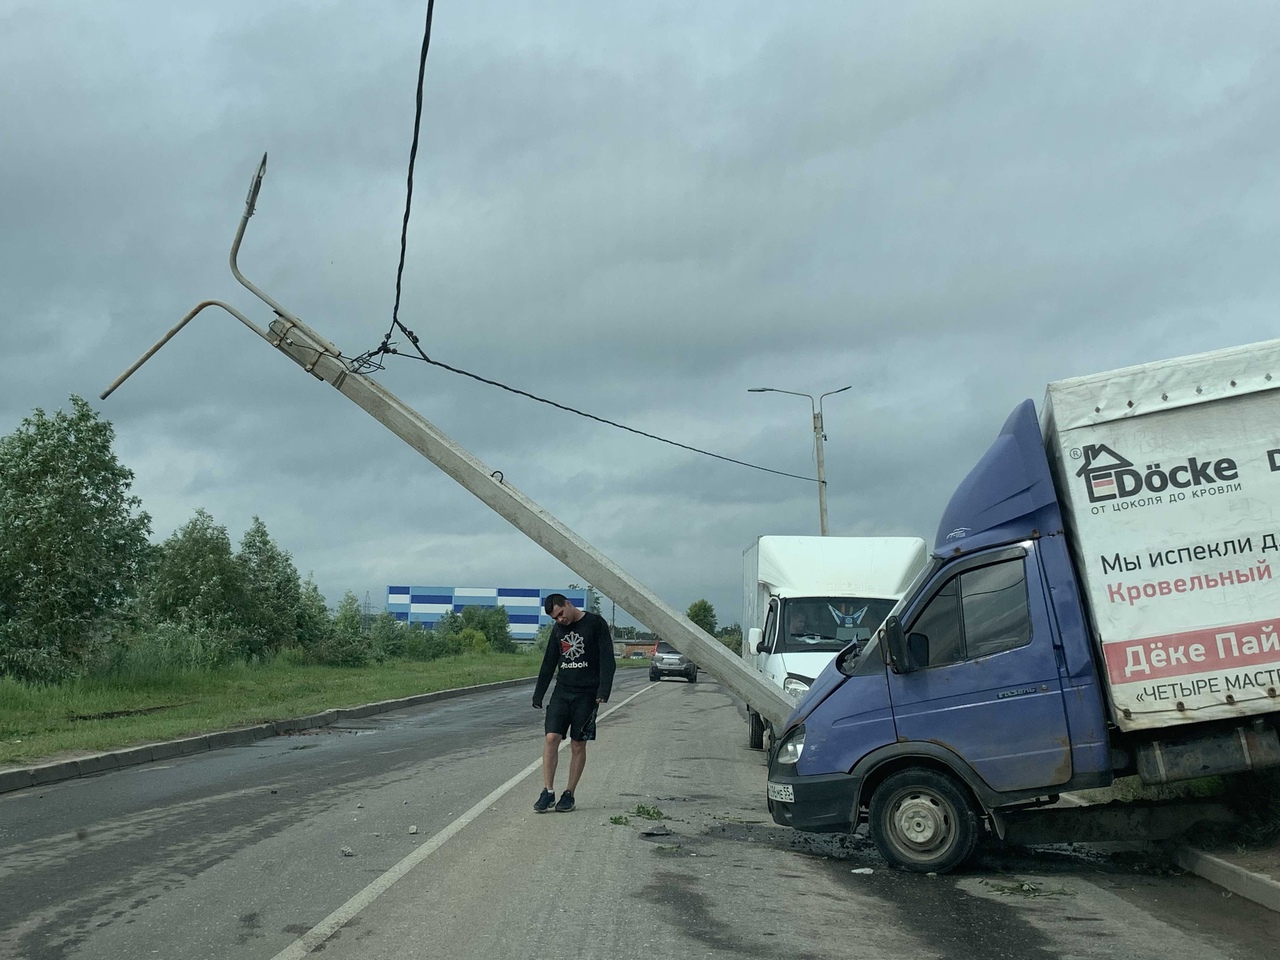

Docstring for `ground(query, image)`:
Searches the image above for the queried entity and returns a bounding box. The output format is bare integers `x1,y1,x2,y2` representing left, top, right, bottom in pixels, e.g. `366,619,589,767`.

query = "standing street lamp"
748,384,853,536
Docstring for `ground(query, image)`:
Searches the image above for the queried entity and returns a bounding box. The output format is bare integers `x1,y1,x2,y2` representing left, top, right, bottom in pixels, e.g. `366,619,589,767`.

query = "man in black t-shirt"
531,593,616,813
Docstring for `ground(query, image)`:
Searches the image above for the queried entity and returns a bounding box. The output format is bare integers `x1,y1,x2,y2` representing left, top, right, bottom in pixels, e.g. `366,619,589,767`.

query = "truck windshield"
780,597,897,653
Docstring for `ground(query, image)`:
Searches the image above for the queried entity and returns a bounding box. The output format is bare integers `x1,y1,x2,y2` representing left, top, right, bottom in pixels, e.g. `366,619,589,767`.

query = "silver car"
649,640,698,683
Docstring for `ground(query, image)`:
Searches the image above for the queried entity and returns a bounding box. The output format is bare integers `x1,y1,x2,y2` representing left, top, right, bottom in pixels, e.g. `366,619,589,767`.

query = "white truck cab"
742,536,928,748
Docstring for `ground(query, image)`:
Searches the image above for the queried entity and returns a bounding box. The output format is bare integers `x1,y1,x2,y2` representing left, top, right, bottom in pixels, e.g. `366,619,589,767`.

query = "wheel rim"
887,789,955,861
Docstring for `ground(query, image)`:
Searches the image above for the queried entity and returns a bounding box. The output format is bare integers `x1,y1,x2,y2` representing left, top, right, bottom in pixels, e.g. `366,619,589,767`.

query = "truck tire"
748,710,765,750
688,667,698,683
868,769,979,874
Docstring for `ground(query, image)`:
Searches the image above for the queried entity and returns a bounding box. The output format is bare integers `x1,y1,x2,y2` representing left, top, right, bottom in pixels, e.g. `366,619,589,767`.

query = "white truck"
741,536,928,748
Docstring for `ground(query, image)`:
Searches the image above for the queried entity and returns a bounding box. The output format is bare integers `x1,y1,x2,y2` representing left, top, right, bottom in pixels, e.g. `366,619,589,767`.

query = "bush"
307,632,371,667
460,606,516,653
377,623,455,662
94,622,237,677
459,627,489,654
369,611,408,661
304,593,370,667
716,624,743,656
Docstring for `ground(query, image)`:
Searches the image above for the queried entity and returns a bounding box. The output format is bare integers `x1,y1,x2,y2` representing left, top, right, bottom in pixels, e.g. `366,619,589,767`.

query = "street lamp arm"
748,386,816,415
750,386,812,400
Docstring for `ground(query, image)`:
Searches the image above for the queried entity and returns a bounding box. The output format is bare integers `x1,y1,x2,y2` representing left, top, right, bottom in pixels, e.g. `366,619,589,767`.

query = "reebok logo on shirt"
560,631,588,668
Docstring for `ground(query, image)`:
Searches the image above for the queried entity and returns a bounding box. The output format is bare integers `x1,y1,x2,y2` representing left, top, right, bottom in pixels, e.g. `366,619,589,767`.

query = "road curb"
1030,792,1279,915
0,675,536,797
1171,844,1280,914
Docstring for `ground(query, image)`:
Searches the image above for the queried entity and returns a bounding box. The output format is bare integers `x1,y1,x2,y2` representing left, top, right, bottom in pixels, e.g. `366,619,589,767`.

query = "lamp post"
748,384,853,536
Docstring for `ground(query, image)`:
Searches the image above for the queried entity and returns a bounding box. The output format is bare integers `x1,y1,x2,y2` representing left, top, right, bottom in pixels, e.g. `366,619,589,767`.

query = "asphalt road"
1,670,1277,960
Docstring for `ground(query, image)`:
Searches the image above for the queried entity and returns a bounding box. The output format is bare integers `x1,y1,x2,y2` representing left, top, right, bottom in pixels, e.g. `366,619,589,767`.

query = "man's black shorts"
545,687,598,742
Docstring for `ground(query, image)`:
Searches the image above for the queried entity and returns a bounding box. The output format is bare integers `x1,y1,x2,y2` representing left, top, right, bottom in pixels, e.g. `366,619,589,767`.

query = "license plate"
767,781,795,803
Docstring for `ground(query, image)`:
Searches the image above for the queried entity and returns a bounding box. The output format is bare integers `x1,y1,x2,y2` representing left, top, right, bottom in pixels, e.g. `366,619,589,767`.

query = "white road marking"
270,681,658,959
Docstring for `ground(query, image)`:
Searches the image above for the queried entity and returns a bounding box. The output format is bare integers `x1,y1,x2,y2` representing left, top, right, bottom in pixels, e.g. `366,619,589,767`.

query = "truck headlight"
783,676,811,698
775,725,806,765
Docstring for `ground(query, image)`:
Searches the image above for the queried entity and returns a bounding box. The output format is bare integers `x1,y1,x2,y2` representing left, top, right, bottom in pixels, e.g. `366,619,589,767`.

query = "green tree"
433,610,464,638
0,396,152,682
235,516,300,658
294,575,333,654
369,610,407,660
533,622,552,654
313,590,370,666
568,583,601,615
143,509,245,636
686,599,717,635
460,605,516,653
716,623,743,656
425,611,467,659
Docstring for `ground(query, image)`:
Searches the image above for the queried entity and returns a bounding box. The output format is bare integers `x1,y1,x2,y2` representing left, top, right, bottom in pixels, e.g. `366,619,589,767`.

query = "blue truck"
766,339,1280,872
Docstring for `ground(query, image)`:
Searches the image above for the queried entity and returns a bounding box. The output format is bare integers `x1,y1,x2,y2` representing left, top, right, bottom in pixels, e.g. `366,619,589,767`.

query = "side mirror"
883,616,922,674
835,642,861,676
748,627,765,654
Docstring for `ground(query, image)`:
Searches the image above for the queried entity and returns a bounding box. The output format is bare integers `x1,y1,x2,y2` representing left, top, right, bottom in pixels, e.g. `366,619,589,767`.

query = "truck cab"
766,402,1113,872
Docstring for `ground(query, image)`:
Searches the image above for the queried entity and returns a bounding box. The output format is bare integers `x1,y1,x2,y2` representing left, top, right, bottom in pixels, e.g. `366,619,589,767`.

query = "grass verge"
0,653,539,767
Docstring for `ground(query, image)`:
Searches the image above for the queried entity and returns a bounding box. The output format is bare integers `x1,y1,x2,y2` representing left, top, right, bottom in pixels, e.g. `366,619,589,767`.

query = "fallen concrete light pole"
103,154,797,731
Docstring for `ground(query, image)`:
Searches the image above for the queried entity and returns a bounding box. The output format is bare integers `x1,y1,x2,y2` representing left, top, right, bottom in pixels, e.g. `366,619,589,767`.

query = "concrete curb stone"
0,768,35,793
113,745,158,769
29,762,77,786
74,753,120,777
149,739,187,762
1171,844,1280,914
0,674,536,796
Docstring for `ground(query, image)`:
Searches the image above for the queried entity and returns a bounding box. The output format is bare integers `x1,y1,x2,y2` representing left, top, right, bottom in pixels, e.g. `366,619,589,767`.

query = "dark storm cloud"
5,1,1280,621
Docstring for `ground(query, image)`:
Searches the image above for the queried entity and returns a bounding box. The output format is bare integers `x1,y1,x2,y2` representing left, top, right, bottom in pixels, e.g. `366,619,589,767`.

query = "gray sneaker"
554,790,575,813
534,788,556,813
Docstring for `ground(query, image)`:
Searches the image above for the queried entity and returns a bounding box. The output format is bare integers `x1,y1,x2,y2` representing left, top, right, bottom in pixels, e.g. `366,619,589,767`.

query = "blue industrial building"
385,586,591,642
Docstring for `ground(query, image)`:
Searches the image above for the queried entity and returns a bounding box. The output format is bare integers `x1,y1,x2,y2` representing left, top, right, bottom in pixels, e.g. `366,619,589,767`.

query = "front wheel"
747,710,765,750
868,769,979,874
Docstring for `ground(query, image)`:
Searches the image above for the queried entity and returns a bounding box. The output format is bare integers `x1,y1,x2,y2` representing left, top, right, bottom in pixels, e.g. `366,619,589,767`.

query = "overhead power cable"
347,0,815,485
359,333,817,483
387,0,437,345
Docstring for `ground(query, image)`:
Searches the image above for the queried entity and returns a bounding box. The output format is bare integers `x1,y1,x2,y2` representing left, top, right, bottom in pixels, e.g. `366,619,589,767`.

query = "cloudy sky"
4,1,1279,629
